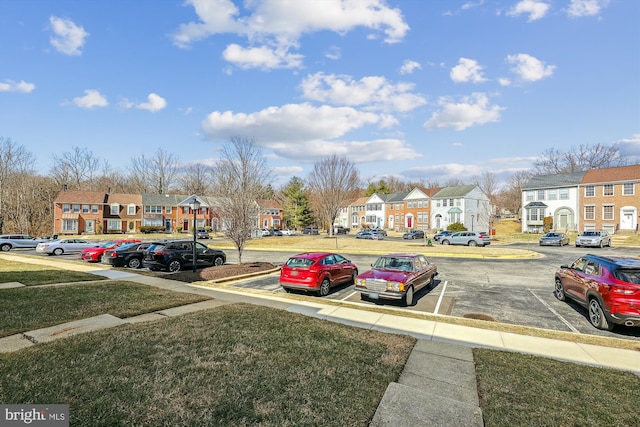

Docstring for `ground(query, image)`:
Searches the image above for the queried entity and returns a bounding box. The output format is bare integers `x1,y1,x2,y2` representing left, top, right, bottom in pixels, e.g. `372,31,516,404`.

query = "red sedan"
279,252,358,296
78,239,141,262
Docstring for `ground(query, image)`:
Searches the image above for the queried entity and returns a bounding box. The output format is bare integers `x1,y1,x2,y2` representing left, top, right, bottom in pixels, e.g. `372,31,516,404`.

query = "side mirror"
560,264,569,269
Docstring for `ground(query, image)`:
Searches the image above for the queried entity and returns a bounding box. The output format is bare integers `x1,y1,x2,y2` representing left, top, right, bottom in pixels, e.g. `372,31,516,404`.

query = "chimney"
63,184,67,191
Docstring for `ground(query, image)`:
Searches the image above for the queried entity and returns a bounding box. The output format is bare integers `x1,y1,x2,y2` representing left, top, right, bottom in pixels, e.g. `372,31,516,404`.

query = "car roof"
289,252,334,260
583,254,640,269
379,253,420,259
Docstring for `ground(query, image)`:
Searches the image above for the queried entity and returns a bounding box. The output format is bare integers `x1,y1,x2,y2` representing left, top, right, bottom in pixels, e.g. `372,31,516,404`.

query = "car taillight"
308,268,319,274
110,252,117,257
611,286,636,295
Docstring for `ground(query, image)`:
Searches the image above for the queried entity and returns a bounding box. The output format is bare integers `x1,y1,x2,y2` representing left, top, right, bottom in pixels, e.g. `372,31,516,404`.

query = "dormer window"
110,203,120,215
128,204,136,215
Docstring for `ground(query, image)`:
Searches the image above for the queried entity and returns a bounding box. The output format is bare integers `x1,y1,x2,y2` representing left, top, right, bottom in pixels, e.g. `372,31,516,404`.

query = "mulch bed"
169,262,278,283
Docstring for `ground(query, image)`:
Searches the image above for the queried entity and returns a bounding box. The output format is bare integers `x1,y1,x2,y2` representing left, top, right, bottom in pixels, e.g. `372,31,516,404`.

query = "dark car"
302,226,319,235
433,230,454,242
402,229,424,240
279,252,358,296
328,226,349,235
79,239,141,262
270,228,283,236
355,253,438,306
371,228,387,237
539,232,569,246
142,240,226,272
554,254,640,330
102,242,152,268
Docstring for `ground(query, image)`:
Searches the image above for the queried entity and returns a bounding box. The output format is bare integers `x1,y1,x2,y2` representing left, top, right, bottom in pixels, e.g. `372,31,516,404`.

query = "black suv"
142,240,226,272
402,229,425,239
302,226,319,235
102,242,151,269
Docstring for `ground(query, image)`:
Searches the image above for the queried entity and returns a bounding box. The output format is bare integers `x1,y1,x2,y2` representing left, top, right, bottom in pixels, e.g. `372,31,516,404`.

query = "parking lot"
10,241,640,342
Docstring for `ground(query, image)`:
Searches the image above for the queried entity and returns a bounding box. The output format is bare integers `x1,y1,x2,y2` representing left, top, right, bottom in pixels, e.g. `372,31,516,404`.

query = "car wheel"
554,278,566,302
213,256,224,266
442,240,450,245
127,258,142,269
53,248,63,256
318,278,331,297
97,255,103,262
351,269,358,284
607,240,612,247
468,240,477,247
283,287,291,293
575,244,580,248
588,298,614,331
0,244,11,252
168,259,182,272
404,286,414,307
428,274,436,289
599,240,604,248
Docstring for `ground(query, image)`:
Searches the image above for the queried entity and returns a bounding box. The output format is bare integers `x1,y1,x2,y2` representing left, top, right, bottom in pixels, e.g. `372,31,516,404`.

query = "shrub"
447,222,467,232
140,226,166,234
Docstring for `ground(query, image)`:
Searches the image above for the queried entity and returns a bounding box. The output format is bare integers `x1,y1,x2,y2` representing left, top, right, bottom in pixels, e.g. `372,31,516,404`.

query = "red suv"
78,239,141,262
555,254,640,330
279,252,358,296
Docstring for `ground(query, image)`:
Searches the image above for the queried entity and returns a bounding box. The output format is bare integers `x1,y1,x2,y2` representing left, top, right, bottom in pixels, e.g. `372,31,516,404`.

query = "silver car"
35,238,100,256
440,231,491,247
539,232,570,246
575,230,611,248
0,234,48,252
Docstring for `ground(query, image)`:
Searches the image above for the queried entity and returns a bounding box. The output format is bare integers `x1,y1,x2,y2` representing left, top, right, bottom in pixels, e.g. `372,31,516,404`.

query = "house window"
537,190,545,200
91,205,99,213
449,199,454,207
585,186,595,197
442,199,448,207
62,219,78,232
602,205,614,220
390,204,394,210
128,204,136,215
145,205,162,214
110,204,119,215
143,217,162,226
603,184,614,196
62,204,71,213
82,204,90,213
436,200,441,207
165,206,172,214
559,189,569,200
72,204,80,213
548,189,557,200
584,206,595,221
623,183,635,196
525,191,534,201
183,206,189,214
107,220,122,231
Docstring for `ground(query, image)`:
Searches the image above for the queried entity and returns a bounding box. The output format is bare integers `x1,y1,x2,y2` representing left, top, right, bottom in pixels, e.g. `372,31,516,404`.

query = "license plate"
291,270,298,276
369,293,378,300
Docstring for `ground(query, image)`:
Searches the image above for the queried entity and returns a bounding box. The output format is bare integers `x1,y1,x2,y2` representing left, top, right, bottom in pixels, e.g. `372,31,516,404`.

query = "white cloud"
506,0,550,22
498,77,511,86
173,0,409,70
399,60,421,75
72,89,108,109
567,0,610,17
423,93,503,131
612,134,640,163
200,102,421,163
324,46,341,60
0,80,36,93
136,93,167,112
506,53,555,82
49,16,89,55
299,72,426,113
450,58,487,83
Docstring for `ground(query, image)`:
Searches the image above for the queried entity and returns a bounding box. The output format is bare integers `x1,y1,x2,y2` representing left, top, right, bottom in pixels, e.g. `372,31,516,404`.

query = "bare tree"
178,163,213,195
129,148,180,194
211,137,271,263
472,171,498,204
307,154,360,236
50,146,100,190
0,137,35,234
499,170,534,217
534,143,626,174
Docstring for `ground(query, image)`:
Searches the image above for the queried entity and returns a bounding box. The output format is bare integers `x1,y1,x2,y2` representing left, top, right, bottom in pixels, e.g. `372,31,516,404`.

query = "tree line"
0,135,627,247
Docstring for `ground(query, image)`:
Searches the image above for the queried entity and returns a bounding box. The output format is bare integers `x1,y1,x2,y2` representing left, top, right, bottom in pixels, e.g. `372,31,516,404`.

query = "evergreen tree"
281,176,314,228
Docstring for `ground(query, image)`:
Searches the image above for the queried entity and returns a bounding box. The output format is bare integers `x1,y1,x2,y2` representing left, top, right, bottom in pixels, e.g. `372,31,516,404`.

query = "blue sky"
1,0,638,188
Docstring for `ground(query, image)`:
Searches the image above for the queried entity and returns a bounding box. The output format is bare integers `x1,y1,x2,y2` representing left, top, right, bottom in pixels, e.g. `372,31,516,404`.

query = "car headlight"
355,278,365,287
387,281,403,292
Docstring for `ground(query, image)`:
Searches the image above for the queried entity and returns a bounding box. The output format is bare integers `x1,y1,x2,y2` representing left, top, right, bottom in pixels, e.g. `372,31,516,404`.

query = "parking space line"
433,280,448,315
342,291,357,301
529,290,580,333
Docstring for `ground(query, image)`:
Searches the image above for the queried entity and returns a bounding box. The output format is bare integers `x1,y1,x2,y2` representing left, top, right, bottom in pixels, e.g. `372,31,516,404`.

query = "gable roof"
522,171,586,190
349,197,369,206
141,193,181,206
256,199,282,209
385,192,409,202
581,164,640,184
107,193,142,205
55,190,107,204
432,185,477,198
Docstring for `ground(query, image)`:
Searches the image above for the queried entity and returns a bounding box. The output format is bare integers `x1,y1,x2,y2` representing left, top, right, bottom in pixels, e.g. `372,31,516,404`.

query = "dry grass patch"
0,259,103,285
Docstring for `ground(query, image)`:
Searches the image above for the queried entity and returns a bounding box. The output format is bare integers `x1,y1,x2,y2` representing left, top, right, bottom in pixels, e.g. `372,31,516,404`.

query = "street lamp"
471,214,475,231
189,197,201,272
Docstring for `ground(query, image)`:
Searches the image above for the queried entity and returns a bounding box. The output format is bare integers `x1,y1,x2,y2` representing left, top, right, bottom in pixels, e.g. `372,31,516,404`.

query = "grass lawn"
0,259,104,285
0,282,210,337
0,305,414,426
475,348,640,426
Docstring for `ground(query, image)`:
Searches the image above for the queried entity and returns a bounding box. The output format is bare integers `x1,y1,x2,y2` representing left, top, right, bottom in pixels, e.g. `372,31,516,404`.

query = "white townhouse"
430,185,491,232
364,193,390,228
521,171,585,233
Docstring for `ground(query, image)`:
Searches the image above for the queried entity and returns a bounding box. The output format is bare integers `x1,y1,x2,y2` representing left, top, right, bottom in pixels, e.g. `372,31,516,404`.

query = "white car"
282,229,297,236
0,234,48,252
35,238,100,256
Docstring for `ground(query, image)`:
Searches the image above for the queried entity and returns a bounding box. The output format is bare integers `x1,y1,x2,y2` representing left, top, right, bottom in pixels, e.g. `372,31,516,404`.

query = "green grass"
474,348,640,426
0,282,210,337
0,305,414,426
0,260,104,285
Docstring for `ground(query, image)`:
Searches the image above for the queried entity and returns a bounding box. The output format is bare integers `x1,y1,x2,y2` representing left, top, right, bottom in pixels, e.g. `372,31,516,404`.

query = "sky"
1,0,639,188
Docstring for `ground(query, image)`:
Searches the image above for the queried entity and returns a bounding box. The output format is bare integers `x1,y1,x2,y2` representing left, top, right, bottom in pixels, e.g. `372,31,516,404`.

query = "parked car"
402,230,424,240
35,238,101,256
355,230,383,240
196,229,210,239
302,226,319,235
433,230,454,242
575,230,611,248
371,228,387,237
440,231,490,247
142,240,226,272
78,239,141,262
0,234,49,252
539,232,570,246
355,253,438,306
328,226,349,235
102,242,152,268
554,254,640,330
270,228,283,236
260,228,272,237
282,229,297,236
279,252,358,296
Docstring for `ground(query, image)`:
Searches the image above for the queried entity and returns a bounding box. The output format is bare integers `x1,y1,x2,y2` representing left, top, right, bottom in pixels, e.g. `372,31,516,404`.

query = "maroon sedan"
355,253,438,306
279,252,358,296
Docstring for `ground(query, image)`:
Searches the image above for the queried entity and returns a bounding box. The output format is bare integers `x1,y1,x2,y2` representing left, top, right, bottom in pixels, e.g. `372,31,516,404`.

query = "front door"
183,219,189,232
620,207,637,230
165,218,172,232
85,220,95,234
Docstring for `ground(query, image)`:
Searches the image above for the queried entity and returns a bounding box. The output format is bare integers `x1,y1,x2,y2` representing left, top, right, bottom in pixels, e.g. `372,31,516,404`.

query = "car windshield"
613,269,640,285
99,241,117,248
546,233,559,237
582,231,599,236
286,258,314,268
117,243,137,251
374,257,413,271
